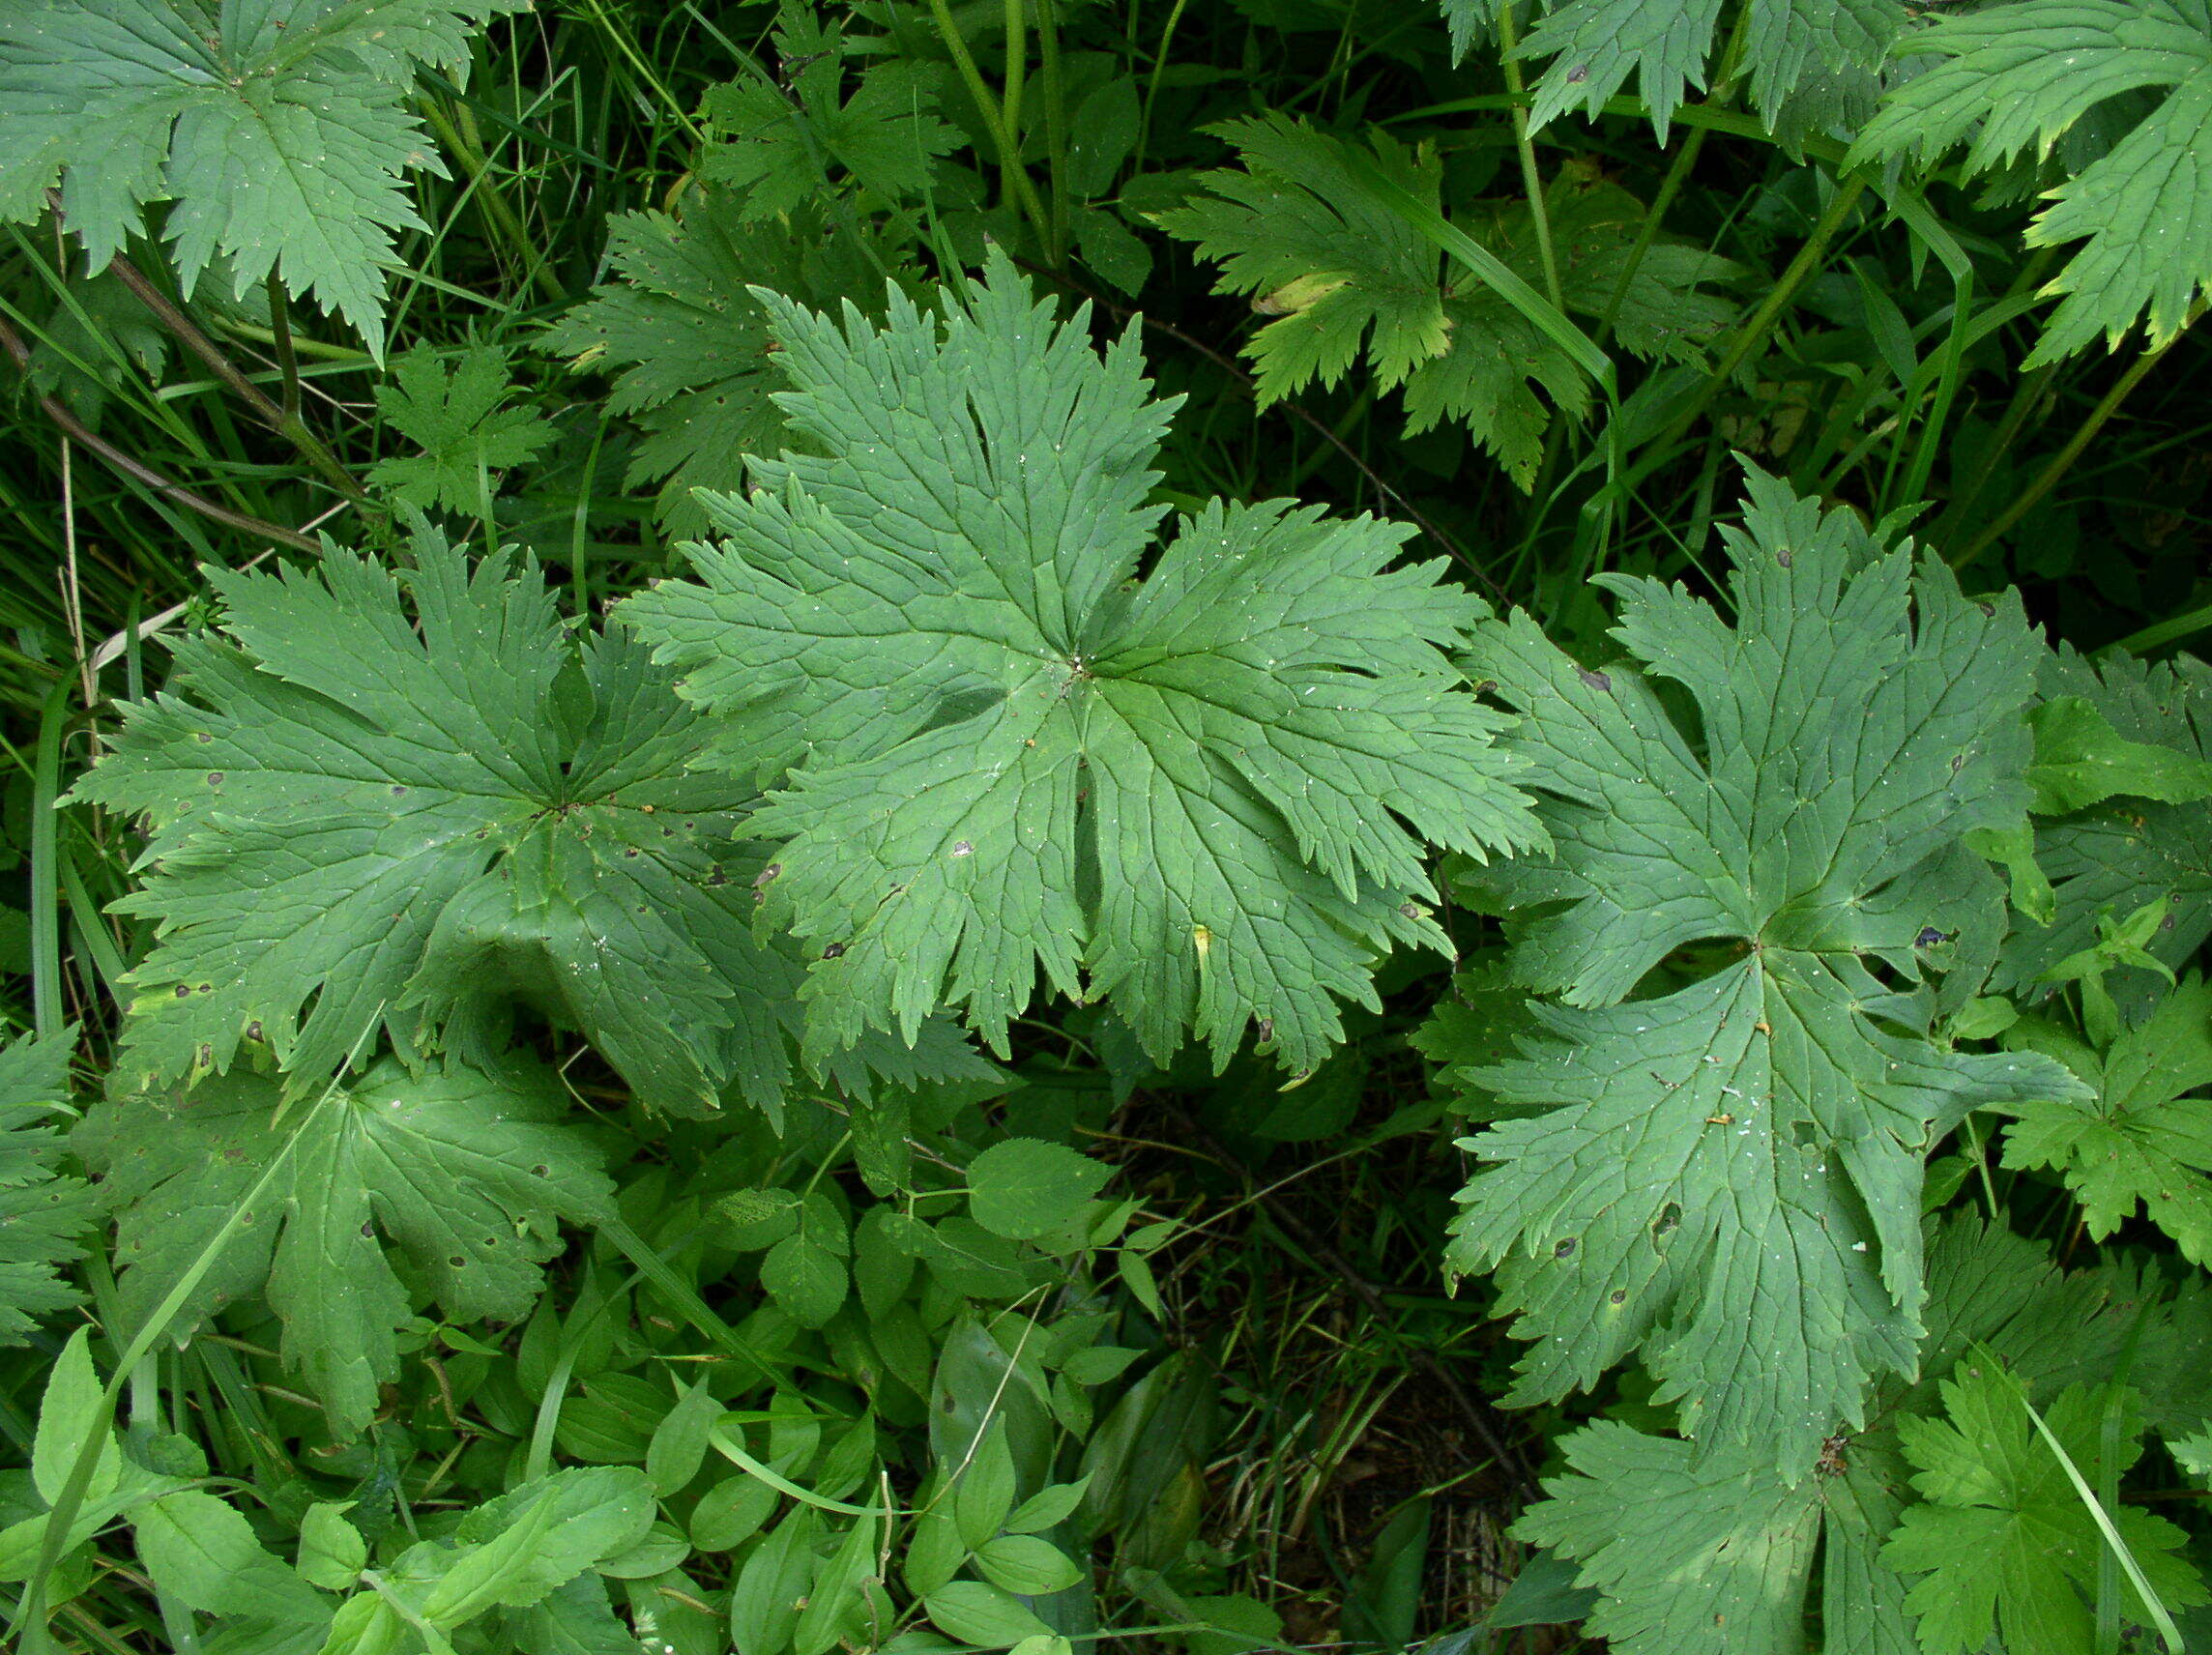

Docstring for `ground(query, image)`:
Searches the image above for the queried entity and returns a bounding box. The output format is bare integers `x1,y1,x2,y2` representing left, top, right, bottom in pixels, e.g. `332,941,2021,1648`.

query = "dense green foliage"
2,3,2211,1653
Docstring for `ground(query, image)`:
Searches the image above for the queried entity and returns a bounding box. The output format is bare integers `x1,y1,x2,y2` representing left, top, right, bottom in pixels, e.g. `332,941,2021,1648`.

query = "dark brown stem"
99,250,367,502
0,316,321,553
44,192,372,504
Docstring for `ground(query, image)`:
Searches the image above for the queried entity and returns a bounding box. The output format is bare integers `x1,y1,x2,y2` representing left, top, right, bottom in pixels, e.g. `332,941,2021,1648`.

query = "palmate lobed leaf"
697,2,959,221
1446,467,2083,1473
1997,973,2212,1263
1516,1215,2198,1655
70,521,944,1118
0,1029,94,1344
76,1056,612,1437
368,342,557,517
540,190,903,538
1852,0,2212,363
621,253,1544,1077
0,0,531,355
1485,0,1902,144
1153,117,1736,486
1883,1355,2206,1655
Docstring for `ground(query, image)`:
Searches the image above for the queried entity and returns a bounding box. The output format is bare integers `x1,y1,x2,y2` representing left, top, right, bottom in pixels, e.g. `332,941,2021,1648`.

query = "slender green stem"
264,272,302,424
925,0,1053,246
1002,0,1028,231
1133,0,1191,174
1891,239,2050,515
2115,601,2212,656
1954,328,2187,568
571,412,608,618
420,95,568,307
1925,248,2062,541
1496,3,1561,313
1652,172,1868,454
208,315,372,363
1036,0,1069,263
29,679,68,1040
1594,124,1707,349
582,0,704,145
8,1070,355,1649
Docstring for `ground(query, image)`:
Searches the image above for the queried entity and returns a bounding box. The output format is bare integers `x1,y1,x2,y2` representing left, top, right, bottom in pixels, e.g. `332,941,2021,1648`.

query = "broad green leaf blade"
72,523,826,1116
0,1029,92,1342
1448,466,2071,1472
1738,0,1904,145
0,0,531,353
505,1573,638,1655
540,190,903,537
297,1504,367,1592
1998,974,2212,1262
1519,0,1726,139
1883,1357,2207,1654
2026,693,2212,814
32,1327,119,1508
76,1057,612,1436
1151,116,1453,402
1514,1212,2190,1654
425,1466,655,1622
1852,0,2212,363
923,1581,1055,1648
132,1489,331,1624
1432,0,1494,64
1512,1423,1824,1655
368,344,556,515
621,252,1541,1076
966,1139,1111,1240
